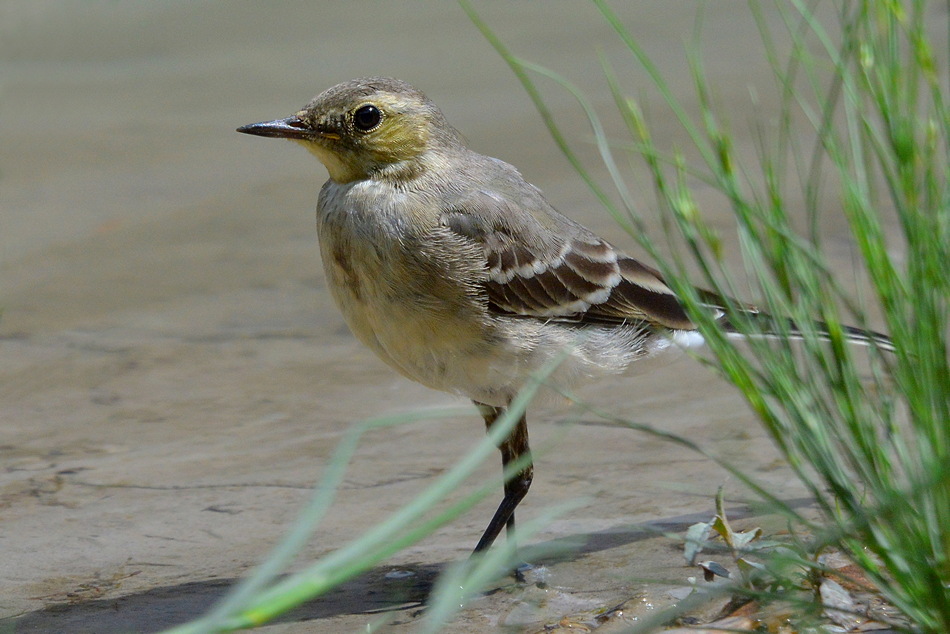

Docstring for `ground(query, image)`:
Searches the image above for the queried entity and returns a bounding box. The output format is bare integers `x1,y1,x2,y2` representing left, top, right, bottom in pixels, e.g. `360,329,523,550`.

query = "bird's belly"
320,235,494,398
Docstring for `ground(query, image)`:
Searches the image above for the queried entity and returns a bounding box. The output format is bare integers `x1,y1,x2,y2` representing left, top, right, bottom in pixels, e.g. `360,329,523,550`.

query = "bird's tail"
718,311,895,352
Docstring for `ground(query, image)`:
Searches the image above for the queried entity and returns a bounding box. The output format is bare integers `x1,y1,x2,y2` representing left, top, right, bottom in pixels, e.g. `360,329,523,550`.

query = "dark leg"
471,401,533,554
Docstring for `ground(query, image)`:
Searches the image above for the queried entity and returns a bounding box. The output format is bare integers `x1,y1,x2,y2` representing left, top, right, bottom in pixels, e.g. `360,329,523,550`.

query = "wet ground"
1,2,907,632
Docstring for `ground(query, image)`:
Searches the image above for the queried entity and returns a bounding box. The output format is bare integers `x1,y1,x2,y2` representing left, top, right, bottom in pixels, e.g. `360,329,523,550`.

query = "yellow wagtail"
237,77,892,554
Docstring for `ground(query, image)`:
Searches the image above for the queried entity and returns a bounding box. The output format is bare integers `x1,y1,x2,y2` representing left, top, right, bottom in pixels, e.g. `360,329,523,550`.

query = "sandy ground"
0,3,910,632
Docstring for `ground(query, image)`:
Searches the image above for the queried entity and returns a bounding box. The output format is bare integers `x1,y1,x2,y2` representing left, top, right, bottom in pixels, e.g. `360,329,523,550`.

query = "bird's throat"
297,140,364,184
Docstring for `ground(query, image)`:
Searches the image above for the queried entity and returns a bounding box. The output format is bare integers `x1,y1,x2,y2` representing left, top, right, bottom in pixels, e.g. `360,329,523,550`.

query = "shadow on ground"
5,566,437,634
5,501,812,633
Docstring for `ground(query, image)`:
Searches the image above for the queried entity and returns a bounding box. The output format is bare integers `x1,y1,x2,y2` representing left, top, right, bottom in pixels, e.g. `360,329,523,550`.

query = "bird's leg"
471,401,533,554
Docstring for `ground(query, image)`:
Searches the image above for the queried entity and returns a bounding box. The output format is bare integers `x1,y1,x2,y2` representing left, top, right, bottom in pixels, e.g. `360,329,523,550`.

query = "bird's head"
237,77,461,183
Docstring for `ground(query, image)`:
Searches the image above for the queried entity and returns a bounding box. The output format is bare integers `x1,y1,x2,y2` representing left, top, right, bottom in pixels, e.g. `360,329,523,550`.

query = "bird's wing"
440,187,703,330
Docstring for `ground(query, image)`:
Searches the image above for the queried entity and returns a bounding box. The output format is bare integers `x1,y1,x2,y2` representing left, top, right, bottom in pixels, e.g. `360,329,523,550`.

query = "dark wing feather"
441,188,703,330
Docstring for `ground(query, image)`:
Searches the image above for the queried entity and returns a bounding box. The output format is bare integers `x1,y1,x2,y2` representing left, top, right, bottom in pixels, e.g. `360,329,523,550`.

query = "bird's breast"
315,180,493,393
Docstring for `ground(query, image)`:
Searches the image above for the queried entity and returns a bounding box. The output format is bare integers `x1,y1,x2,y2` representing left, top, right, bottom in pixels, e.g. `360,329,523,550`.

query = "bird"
237,77,892,555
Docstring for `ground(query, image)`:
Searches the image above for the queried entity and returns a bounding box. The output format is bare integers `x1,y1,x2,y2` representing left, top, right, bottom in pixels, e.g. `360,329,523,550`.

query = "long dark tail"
719,311,895,353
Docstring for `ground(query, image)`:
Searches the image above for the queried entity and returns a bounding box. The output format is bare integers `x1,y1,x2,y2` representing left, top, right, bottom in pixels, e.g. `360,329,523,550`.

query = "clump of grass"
467,0,949,630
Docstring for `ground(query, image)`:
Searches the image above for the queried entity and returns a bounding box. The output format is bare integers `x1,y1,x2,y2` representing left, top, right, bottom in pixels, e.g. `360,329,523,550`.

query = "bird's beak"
236,116,314,140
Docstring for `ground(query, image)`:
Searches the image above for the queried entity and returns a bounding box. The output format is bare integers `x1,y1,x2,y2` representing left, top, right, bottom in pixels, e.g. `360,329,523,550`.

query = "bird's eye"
352,104,382,132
